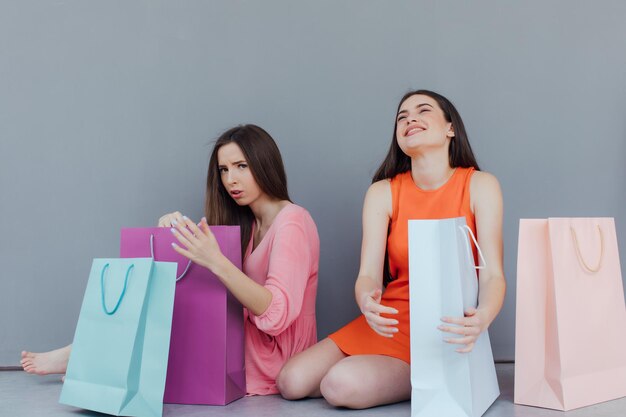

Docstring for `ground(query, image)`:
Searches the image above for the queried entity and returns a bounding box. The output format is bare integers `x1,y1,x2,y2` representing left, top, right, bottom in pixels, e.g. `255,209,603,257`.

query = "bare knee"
276,362,310,400
319,366,361,408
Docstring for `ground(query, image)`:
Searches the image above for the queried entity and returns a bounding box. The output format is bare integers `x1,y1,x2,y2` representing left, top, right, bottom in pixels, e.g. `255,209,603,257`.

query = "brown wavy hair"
204,124,290,258
375,90,480,285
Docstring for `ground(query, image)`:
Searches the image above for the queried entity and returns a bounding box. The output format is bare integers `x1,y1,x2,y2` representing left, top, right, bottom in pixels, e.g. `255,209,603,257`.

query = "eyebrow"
218,160,247,167
397,103,434,115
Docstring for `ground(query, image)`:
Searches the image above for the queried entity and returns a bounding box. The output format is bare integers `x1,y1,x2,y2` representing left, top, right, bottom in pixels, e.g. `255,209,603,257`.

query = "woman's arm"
171,216,273,316
247,219,315,336
354,180,399,337
472,171,506,330
439,171,507,352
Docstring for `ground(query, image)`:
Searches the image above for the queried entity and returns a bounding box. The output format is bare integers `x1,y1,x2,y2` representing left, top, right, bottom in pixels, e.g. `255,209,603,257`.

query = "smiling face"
217,142,264,206
395,94,455,156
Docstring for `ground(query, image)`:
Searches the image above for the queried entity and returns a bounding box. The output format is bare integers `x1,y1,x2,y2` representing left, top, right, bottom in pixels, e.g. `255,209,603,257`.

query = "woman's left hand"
438,307,486,353
170,215,226,274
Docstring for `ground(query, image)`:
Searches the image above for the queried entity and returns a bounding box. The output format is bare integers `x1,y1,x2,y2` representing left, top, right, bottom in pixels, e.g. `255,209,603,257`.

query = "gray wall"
1,0,625,365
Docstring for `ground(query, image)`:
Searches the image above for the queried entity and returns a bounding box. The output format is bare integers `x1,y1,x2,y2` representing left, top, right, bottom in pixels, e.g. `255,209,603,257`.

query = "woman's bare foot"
21,344,71,375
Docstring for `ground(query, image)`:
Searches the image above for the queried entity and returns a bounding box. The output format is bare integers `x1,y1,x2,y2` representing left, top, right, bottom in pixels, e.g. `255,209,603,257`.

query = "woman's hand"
438,307,486,353
157,211,185,227
170,215,228,275
359,288,399,338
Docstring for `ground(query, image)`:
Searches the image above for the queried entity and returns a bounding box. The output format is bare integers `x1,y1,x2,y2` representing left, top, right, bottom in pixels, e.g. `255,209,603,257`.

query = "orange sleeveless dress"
329,167,477,363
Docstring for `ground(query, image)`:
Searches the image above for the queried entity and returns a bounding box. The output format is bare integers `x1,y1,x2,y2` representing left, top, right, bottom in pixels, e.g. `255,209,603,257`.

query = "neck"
410,148,454,190
248,195,289,231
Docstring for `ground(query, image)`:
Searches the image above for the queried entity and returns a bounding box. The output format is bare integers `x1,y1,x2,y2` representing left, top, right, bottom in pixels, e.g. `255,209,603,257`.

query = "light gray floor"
2,364,625,417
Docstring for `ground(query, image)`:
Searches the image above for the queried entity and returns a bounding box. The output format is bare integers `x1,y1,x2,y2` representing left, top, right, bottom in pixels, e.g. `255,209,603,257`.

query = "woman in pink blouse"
21,124,320,395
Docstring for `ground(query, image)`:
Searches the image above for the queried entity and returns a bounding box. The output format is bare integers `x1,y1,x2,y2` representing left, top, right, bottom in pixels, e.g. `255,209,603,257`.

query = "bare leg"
277,338,346,399
320,354,411,409
21,344,72,375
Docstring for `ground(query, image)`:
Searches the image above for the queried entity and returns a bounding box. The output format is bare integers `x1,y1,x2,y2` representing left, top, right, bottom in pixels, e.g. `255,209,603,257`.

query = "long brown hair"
204,124,290,258
374,90,480,285
373,89,480,182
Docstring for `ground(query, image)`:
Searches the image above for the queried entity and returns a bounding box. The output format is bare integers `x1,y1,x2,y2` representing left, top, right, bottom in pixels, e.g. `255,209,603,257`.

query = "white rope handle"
459,225,486,270
150,234,192,282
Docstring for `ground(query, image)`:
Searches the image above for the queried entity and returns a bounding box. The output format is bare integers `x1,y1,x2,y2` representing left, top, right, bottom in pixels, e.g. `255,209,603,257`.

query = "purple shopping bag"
120,227,246,405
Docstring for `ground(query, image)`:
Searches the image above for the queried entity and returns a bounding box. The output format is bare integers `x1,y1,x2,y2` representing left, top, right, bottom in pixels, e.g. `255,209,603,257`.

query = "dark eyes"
219,164,247,173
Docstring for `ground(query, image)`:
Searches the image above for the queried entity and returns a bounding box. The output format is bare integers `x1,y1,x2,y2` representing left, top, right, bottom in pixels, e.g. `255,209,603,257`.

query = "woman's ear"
447,124,455,138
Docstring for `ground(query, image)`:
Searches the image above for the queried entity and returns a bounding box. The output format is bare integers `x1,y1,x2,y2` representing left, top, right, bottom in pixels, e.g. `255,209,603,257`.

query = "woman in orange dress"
277,90,506,408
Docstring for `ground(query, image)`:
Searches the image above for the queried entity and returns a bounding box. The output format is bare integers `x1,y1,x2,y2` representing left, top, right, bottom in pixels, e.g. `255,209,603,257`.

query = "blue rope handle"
100,263,134,315
150,234,192,282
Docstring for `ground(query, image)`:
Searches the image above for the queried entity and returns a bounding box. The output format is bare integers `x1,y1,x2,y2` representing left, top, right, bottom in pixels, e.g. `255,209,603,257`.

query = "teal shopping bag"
59,258,176,417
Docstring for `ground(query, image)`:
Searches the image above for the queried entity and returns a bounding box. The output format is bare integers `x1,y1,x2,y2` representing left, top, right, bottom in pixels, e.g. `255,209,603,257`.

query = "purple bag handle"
150,234,192,282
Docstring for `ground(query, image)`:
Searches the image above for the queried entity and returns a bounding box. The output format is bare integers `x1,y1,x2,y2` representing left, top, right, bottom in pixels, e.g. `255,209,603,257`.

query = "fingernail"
183,215,189,221
171,242,178,248
170,228,177,234
392,320,399,325
437,325,444,330
172,220,178,226
392,328,399,332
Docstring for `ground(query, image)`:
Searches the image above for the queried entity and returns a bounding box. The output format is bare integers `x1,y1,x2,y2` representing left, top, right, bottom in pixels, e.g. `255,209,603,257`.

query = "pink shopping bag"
515,218,626,411
120,227,246,405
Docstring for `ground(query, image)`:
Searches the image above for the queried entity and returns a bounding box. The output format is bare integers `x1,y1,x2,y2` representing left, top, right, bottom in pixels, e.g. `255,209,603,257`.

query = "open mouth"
230,190,243,199
405,126,425,136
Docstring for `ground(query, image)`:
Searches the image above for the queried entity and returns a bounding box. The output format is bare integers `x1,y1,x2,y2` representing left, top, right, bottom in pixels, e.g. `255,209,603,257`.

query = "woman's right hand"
359,288,399,338
157,211,186,227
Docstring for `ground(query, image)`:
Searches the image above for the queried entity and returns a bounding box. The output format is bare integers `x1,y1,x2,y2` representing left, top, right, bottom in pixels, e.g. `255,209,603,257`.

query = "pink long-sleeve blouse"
242,203,319,395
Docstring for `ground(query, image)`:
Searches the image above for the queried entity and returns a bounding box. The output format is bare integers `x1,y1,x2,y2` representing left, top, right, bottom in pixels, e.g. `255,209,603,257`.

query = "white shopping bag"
409,217,499,417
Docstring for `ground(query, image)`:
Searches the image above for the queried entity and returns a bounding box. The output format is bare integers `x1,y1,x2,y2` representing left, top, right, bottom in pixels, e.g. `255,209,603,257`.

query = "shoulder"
275,204,318,234
469,171,503,211
272,205,320,254
364,179,392,217
470,171,501,195
367,179,391,197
